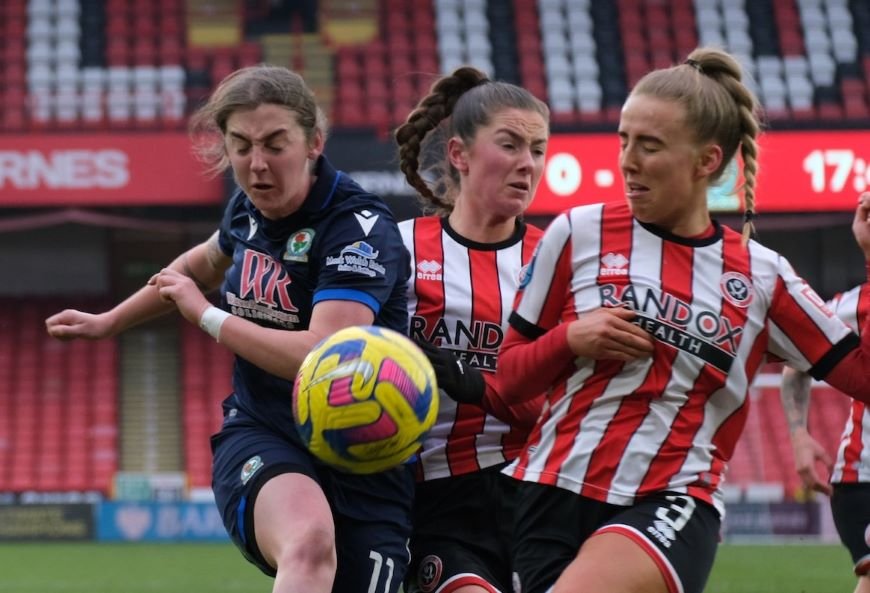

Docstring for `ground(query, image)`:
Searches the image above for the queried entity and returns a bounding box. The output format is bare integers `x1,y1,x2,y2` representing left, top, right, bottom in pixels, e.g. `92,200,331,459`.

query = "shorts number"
367,550,395,593
654,495,696,532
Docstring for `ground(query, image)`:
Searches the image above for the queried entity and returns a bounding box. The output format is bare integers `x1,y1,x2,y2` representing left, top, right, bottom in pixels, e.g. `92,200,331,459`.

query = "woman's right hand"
853,191,870,259
45,309,115,341
567,307,655,361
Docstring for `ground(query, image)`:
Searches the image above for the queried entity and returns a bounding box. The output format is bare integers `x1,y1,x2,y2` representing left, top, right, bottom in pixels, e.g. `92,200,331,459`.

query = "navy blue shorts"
405,464,516,593
831,483,870,575
512,481,720,593
210,401,415,592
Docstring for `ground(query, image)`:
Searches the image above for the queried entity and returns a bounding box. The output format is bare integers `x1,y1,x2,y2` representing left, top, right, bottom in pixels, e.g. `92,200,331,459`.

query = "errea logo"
600,252,629,276
646,519,677,549
416,259,442,281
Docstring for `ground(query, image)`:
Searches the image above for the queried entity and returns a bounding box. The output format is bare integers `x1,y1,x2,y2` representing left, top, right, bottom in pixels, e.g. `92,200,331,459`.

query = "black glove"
414,339,486,405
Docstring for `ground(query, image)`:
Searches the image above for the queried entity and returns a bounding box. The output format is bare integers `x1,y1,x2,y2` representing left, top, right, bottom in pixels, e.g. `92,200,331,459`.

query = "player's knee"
275,524,336,575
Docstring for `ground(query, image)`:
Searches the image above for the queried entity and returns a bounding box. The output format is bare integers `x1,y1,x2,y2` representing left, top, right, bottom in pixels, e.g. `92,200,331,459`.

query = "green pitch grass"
706,542,856,593
0,542,270,593
0,541,856,592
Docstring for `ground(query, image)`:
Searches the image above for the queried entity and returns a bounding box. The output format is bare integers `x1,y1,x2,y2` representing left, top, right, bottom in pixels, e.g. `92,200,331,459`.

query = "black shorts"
512,481,720,593
210,400,415,592
831,483,870,576
405,464,517,593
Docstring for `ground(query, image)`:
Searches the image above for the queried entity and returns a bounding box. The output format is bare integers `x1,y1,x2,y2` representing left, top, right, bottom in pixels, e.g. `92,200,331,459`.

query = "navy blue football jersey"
216,155,411,439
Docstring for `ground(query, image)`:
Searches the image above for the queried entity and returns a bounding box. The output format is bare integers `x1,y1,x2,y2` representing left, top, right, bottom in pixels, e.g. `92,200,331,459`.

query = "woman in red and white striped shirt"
496,47,870,593
395,66,554,593
782,282,870,593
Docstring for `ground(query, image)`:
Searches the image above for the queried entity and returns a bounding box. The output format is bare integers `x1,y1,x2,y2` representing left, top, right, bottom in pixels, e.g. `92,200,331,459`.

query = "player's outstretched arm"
413,340,545,429
46,231,229,341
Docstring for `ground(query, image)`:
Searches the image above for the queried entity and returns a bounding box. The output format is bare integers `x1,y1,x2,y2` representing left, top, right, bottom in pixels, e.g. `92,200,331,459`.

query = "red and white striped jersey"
504,202,857,516
828,284,870,484
400,216,542,480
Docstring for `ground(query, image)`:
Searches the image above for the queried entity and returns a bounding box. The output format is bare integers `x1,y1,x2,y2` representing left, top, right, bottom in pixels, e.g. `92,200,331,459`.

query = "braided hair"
395,67,549,214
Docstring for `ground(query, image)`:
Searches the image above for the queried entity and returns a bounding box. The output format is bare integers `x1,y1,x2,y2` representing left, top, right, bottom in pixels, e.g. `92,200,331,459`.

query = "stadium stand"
0,299,118,493
2,0,870,498
1,0,869,132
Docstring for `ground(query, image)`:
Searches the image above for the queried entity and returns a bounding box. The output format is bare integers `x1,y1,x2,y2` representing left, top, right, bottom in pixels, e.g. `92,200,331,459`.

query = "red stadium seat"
132,39,158,66
105,16,130,41
841,78,867,101
335,103,367,127
158,37,185,65
1,105,26,132
790,106,816,120
336,50,362,81
366,102,392,129
817,102,844,121
158,13,183,39
844,97,869,120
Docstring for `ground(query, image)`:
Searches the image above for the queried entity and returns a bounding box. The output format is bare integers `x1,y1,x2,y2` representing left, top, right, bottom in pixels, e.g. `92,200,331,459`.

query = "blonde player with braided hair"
494,47,870,593
395,66,652,593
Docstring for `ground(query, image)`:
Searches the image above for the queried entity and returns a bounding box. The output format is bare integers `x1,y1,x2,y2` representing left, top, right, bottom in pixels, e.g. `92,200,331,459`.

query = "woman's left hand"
790,427,833,496
151,268,211,325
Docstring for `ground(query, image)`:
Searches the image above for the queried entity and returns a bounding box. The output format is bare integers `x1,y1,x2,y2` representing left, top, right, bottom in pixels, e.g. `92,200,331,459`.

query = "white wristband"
199,306,231,342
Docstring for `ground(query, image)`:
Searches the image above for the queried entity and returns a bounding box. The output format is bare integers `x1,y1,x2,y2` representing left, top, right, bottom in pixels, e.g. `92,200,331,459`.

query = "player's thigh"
831,483,870,576
407,468,514,593
553,531,667,593
561,492,719,593
327,464,416,593
211,414,323,576
254,473,335,568
512,481,605,593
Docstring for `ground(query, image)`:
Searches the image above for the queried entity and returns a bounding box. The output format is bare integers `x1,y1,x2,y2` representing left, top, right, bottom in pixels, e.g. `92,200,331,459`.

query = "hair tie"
685,58,702,73
743,209,756,223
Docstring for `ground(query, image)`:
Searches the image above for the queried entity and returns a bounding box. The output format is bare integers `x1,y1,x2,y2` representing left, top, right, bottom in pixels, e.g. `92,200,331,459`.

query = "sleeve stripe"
508,311,546,339
313,288,380,313
809,332,860,379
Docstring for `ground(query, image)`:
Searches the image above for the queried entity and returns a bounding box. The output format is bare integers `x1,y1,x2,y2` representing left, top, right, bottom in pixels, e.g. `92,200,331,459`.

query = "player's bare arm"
780,366,833,496
46,233,229,341
228,299,374,381
177,297,376,382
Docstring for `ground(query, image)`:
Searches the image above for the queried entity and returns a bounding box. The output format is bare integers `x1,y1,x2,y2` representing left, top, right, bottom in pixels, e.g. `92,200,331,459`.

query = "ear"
447,136,469,174
696,143,723,178
308,129,325,161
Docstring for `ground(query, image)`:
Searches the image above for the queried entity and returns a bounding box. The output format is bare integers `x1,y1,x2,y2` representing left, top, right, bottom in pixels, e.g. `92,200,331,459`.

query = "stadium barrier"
0,496,836,544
